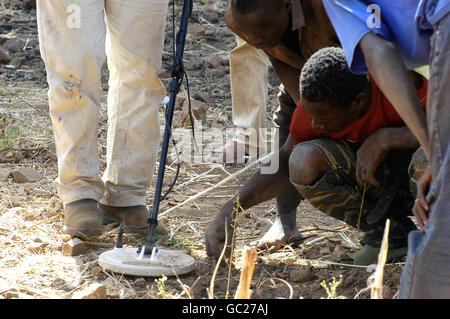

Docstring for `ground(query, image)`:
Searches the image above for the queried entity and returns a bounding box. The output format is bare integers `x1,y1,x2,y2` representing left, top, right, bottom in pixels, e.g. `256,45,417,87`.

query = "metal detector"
99,0,196,277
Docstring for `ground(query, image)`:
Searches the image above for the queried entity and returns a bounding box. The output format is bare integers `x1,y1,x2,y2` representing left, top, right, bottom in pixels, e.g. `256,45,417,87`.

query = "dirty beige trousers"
37,0,168,207
230,36,270,153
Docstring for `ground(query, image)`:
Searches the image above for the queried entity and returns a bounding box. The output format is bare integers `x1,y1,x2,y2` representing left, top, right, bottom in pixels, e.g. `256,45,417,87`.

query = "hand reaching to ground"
205,200,235,260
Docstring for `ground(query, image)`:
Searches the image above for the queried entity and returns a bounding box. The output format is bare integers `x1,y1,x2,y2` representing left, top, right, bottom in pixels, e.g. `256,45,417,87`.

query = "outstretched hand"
356,130,389,187
205,201,234,261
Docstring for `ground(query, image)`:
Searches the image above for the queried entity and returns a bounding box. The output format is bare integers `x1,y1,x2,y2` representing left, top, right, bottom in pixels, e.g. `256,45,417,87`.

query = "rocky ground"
0,0,406,300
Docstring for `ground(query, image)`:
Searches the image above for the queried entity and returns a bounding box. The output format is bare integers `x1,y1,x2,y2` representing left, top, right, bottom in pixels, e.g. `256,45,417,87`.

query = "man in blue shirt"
323,0,450,299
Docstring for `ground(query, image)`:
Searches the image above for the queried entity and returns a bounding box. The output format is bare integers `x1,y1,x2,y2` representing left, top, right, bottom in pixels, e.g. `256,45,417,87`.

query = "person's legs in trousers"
210,36,270,163
97,0,169,236
37,0,107,237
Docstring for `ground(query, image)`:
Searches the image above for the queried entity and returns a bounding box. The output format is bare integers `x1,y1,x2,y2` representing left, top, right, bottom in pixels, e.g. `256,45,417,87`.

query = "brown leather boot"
63,199,104,238
97,203,168,236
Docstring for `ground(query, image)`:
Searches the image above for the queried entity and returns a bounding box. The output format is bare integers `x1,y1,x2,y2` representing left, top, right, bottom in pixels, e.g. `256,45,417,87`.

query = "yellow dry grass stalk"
207,221,228,299
371,219,390,299
356,181,367,231
225,196,244,299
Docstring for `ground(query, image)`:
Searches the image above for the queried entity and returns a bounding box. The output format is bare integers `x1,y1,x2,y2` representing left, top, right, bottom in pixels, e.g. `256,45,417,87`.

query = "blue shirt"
322,0,450,74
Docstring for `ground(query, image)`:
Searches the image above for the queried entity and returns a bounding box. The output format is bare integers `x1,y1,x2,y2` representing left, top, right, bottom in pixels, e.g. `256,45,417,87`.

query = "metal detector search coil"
99,247,196,277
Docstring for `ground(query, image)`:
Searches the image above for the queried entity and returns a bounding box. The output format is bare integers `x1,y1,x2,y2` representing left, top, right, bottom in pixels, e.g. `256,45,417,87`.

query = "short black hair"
300,47,369,109
230,0,282,14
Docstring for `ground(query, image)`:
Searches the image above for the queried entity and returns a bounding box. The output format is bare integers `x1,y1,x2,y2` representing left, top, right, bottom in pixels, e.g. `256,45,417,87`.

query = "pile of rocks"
0,0,42,82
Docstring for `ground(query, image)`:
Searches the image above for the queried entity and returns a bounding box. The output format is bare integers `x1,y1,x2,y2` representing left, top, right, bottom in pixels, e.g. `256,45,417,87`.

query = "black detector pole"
142,0,193,255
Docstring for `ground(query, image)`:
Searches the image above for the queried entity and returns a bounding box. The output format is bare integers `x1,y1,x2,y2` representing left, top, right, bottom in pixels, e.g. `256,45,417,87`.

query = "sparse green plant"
155,274,168,298
0,122,21,150
167,234,190,249
321,274,344,299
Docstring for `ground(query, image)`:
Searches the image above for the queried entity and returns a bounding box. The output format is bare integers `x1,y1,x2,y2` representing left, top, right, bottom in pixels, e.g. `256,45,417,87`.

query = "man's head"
300,47,370,134
225,0,292,49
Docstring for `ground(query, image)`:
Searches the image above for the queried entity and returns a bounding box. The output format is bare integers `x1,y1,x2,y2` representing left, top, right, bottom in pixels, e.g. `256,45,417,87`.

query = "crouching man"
205,47,428,265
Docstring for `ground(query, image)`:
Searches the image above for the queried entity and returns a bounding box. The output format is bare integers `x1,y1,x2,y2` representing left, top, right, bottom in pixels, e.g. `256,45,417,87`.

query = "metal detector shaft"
143,0,193,255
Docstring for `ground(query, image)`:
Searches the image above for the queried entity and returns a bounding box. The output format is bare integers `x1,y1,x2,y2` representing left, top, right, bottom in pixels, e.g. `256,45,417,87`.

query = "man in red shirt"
206,47,428,265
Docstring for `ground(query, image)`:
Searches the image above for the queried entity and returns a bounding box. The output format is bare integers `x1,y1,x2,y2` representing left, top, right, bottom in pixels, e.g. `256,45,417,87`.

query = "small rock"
0,34,14,45
173,96,208,128
133,278,147,288
4,151,14,158
184,59,203,71
0,47,11,64
10,56,25,68
205,55,225,68
330,245,347,261
0,167,10,182
11,167,42,183
23,0,36,9
91,267,103,276
289,266,315,282
192,91,211,103
62,238,87,256
187,23,206,39
3,38,25,54
158,69,171,78
203,10,220,23
71,283,106,299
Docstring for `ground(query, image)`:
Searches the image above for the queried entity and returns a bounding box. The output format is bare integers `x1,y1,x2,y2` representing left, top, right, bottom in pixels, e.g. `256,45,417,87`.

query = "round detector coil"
99,247,195,277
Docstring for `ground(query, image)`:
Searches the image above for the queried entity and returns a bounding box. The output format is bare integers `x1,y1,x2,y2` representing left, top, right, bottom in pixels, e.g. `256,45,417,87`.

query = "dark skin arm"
205,135,296,259
359,33,430,159
357,126,420,186
267,55,302,104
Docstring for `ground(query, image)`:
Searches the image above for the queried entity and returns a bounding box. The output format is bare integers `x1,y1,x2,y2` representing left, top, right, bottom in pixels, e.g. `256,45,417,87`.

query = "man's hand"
356,130,389,187
413,165,432,231
205,201,234,260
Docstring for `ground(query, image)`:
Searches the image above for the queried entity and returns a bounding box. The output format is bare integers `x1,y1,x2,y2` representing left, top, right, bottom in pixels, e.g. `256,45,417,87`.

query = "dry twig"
160,152,272,217
234,246,258,299
371,219,390,299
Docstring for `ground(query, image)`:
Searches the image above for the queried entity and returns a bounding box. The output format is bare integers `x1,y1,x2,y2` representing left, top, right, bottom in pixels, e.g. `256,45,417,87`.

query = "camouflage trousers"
290,138,427,248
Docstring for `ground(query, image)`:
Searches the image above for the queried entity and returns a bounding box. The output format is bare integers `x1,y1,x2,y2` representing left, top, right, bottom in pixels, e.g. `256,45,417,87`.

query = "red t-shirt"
289,78,428,144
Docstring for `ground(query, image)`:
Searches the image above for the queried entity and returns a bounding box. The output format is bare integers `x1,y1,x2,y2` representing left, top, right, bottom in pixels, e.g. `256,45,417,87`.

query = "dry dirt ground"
0,0,406,300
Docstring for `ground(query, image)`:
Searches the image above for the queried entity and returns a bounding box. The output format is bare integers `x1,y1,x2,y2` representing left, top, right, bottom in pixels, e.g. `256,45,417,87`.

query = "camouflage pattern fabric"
408,147,429,197
290,138,426,248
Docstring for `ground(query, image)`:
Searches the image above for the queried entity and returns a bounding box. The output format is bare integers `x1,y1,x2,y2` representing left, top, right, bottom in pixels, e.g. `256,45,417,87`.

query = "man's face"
302,99,362,134
225,1,291,49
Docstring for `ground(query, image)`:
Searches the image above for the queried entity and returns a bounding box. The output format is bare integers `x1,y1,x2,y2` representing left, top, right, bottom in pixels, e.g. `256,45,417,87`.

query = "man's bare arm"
267,55,302,104
357,126,420,186
359,32,430,159
205,136,297,259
